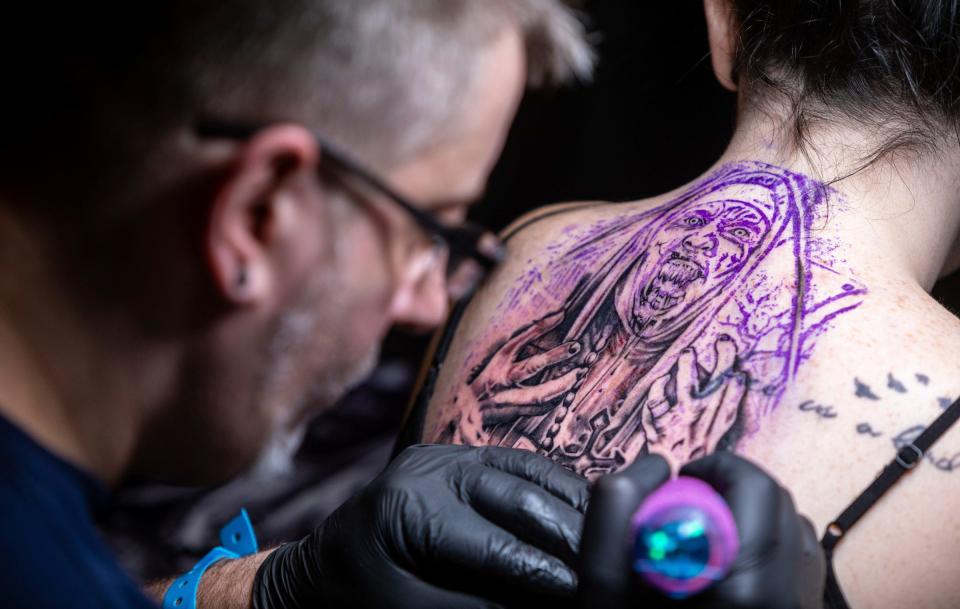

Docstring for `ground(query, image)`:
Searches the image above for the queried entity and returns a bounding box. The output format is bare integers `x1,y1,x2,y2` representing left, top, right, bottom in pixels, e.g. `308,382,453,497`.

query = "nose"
682,232,718,257
388,263,449,333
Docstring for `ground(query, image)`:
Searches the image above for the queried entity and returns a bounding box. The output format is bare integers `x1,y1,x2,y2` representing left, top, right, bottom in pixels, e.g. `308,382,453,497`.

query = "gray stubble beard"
247,269,383,480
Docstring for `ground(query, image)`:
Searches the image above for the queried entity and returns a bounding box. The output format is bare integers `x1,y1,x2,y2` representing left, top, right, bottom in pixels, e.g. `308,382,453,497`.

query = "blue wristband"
162,509,259,609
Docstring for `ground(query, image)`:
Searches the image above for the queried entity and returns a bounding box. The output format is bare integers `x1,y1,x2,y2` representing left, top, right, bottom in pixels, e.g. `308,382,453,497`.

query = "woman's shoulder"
742,282,960,609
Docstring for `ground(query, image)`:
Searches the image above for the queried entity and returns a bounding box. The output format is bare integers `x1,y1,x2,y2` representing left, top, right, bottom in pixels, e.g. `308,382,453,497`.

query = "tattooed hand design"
639,335,747,472
433,162,866,479
470,311,587,428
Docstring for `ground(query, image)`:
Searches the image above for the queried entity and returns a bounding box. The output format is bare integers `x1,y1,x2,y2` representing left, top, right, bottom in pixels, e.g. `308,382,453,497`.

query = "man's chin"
244,348,381,480
245,422,309,480
320,345,381,406
346,347,381,392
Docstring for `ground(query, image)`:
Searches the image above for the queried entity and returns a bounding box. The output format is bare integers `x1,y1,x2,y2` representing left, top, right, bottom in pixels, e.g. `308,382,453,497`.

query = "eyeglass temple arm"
195,120,502,270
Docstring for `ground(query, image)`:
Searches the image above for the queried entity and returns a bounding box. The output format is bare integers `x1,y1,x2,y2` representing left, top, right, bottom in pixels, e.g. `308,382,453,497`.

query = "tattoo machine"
630,476,739,599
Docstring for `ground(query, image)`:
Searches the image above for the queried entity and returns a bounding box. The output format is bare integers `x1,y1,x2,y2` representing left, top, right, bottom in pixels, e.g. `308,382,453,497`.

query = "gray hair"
190,0,595,169
0,1,593,214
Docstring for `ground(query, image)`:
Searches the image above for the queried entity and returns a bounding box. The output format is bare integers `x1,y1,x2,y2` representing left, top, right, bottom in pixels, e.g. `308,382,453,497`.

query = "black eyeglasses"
195,120,505,300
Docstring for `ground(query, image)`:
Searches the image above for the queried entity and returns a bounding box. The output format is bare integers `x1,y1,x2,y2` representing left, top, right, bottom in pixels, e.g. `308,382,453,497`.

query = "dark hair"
0,4,234,216
731,0,960,158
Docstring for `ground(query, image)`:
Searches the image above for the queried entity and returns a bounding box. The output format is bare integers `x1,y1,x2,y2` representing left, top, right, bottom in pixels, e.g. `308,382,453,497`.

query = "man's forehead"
384,29,524,217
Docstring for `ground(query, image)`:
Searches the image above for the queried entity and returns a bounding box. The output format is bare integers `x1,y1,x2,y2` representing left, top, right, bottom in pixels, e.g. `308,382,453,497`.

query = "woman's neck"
717,110,960,292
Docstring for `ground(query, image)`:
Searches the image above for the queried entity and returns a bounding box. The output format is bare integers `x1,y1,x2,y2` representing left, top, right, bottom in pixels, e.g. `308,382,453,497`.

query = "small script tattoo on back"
798,400,837,419
430,162,866,477
856,422,883,438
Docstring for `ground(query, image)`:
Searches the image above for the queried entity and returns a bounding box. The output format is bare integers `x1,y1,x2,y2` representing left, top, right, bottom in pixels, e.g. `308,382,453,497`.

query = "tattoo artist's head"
0,1,592,484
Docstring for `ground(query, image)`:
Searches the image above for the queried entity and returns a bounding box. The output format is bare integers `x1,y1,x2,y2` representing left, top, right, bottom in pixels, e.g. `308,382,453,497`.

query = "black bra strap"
822,395,960,553
820,395,960,609
823,560,850,609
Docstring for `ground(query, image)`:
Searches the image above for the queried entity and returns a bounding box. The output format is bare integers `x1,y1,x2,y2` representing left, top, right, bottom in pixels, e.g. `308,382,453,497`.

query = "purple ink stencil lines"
433,162,866,478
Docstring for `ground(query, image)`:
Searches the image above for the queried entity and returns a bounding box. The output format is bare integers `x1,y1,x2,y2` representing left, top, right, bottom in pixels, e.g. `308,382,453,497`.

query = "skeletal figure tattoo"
430,162,866,478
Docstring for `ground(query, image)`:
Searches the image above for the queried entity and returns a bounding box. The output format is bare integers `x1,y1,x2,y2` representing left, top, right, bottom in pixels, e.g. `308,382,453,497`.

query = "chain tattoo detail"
431,162,866,477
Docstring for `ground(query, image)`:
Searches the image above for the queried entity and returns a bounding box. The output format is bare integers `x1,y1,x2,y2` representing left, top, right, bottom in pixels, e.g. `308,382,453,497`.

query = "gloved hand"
578,452,825,609
252,444,590,609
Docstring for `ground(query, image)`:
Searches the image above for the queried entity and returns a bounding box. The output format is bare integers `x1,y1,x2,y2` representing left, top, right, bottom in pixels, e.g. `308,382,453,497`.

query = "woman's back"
419,157,960,608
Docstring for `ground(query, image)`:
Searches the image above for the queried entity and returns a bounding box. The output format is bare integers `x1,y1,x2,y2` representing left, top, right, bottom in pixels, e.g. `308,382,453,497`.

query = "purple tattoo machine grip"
630,476,739,599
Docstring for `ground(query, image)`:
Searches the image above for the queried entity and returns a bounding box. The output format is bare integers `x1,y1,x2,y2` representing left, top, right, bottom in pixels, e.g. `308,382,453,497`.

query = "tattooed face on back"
627,200,772,329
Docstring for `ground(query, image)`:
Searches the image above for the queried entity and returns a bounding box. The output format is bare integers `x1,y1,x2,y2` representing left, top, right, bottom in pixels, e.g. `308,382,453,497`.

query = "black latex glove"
578,452,825,609
252,444,590,609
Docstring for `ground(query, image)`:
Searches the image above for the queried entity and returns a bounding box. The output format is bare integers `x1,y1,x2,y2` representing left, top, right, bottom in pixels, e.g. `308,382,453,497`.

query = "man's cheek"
341,240,396,316
351,285,395,351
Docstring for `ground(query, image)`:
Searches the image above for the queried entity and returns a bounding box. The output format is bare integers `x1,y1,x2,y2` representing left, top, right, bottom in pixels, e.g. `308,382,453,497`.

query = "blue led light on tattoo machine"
630,476,739,599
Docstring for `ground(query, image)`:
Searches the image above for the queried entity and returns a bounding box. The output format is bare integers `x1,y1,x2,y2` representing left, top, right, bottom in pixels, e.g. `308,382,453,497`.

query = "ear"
704,0,738,92
205,125,320,306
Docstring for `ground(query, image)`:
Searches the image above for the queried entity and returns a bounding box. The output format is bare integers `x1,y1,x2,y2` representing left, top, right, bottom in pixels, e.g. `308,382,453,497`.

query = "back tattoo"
430,162,866,478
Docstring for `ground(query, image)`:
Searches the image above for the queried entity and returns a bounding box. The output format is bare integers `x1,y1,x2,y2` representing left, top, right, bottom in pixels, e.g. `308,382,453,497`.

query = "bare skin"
420,6,960,609
424,153,960,609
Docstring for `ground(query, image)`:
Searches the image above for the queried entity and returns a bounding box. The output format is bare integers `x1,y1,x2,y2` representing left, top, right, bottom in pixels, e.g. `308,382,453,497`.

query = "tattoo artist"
0,2,823,609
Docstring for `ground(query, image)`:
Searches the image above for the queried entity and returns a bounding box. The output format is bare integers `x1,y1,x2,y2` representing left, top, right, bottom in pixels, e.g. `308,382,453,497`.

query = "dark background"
475,2,734,226
101,1,960,579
